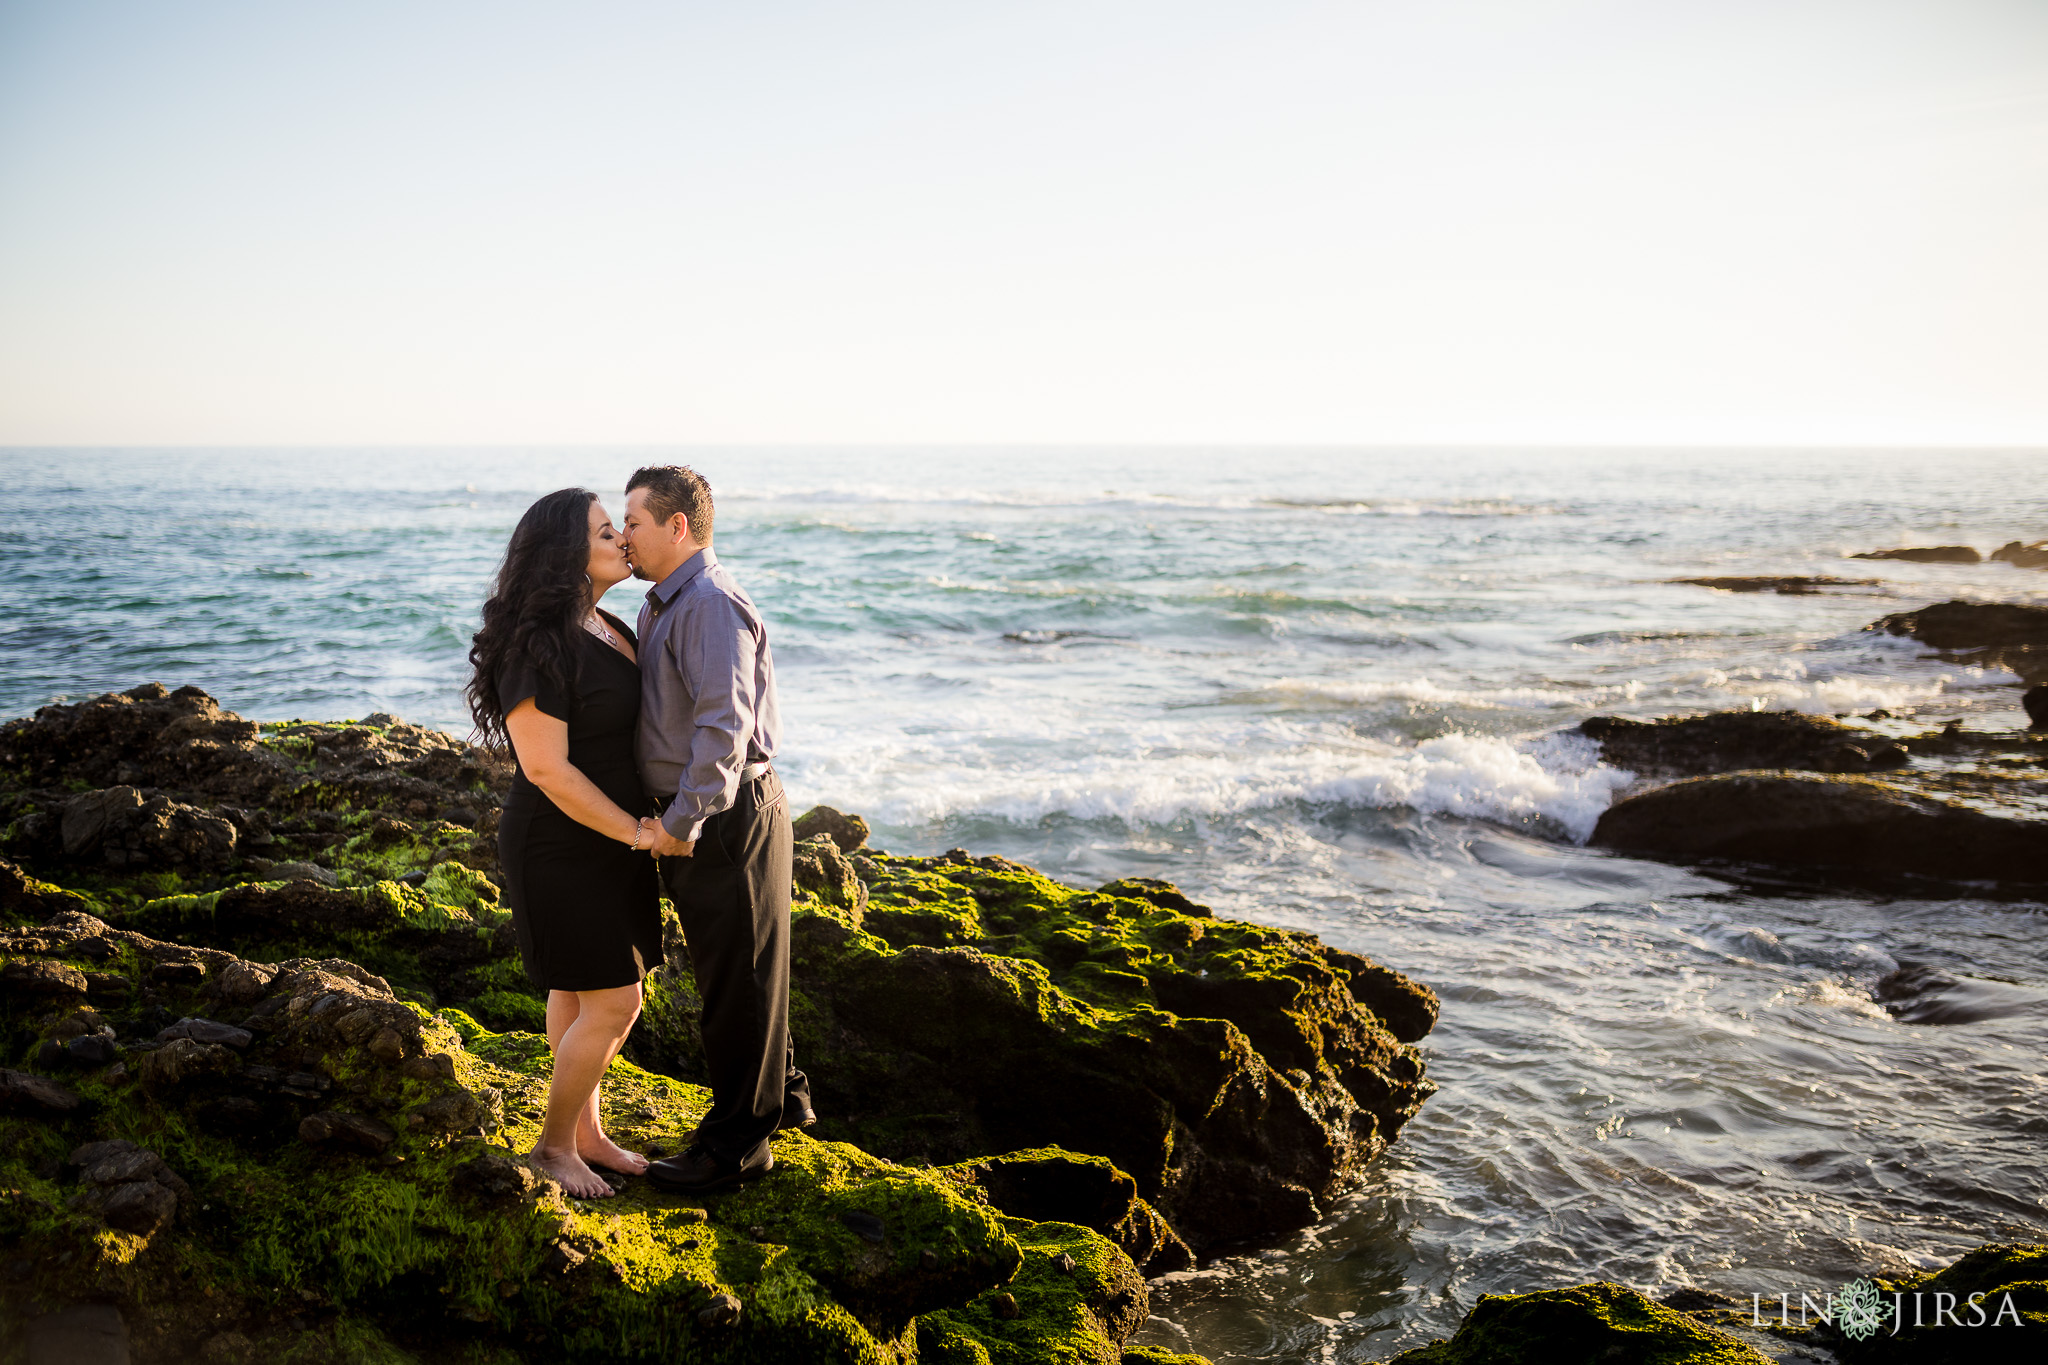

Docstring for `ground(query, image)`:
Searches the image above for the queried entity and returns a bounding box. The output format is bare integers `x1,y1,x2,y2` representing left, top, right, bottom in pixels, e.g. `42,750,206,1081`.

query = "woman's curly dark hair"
466,488,598,748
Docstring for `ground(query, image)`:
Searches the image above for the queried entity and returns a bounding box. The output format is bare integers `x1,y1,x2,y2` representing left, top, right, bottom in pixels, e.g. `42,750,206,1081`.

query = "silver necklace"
583,612,618,647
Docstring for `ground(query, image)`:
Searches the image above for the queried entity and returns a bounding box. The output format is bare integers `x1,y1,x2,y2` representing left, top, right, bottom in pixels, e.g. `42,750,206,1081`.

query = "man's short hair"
627,465,714,544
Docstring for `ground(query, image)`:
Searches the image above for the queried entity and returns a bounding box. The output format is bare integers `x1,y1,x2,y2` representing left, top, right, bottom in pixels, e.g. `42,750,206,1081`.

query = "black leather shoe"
646,1143,772,1195
783,1093,817,1130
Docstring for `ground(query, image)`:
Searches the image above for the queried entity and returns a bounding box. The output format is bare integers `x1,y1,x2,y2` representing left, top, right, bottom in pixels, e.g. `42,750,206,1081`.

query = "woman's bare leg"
573,993,648,1174
530,984,641,1197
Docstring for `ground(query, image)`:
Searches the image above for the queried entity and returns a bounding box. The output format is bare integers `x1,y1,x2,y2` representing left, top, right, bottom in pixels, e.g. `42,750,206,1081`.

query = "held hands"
648,822,694,858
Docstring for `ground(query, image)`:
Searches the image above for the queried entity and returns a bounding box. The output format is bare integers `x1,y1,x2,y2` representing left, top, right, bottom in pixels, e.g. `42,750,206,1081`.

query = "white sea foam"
1252,676,1584,709
784,725,1634,843
1685,663,1990,714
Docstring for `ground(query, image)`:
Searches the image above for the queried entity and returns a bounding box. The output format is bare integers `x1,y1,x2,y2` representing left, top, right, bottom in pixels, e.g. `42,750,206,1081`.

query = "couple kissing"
463,464,810,1199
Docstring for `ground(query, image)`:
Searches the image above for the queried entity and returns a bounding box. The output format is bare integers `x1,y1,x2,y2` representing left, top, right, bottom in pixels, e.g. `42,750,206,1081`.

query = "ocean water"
3,446,2046,1359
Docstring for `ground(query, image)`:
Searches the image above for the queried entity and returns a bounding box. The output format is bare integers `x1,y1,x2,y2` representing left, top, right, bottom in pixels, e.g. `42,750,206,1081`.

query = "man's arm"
657,594,762,844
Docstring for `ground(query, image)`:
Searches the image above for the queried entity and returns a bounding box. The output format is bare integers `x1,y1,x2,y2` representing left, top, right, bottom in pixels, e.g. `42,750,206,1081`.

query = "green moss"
1119,1349,1213,1365
1387,1283,1773,1364
1817,1243,2048,1362
917,1218,1143,1365
2,971,1040,1364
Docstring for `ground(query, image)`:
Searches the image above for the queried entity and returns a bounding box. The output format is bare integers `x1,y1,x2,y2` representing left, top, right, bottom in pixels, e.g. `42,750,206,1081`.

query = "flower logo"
1835,1278,1887,1341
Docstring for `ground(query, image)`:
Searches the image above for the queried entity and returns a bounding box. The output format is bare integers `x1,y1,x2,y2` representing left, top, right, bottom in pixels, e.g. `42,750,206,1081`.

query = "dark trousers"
658,769,809,1166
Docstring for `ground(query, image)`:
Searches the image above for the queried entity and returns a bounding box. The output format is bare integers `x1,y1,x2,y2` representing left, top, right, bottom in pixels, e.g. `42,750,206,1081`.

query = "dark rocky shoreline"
3,658,2043,1362
0,683,1437,1363
1581,600,2048,898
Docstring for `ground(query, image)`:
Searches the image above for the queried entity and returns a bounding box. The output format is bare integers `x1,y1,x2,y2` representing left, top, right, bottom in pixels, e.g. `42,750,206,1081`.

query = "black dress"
495,611,664,992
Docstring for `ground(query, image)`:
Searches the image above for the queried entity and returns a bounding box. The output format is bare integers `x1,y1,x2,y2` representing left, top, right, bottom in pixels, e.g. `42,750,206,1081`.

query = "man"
620,464,813,1194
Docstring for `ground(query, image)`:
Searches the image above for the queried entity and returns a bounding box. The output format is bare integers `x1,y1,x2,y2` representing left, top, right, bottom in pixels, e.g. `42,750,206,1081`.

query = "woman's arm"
505,698,656,849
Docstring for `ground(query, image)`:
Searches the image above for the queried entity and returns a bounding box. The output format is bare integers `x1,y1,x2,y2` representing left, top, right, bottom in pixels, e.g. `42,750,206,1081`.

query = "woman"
466,488,663,1199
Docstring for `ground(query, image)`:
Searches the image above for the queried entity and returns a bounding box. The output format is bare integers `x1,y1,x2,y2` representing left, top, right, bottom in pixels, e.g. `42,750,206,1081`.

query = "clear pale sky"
1,0,2043,446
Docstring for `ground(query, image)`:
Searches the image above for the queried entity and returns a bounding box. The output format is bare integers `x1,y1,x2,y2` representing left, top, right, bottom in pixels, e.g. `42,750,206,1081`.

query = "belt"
652,762,773,812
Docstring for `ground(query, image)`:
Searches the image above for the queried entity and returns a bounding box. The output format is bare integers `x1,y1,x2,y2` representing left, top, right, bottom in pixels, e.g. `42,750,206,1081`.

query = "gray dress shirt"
634,547,781,842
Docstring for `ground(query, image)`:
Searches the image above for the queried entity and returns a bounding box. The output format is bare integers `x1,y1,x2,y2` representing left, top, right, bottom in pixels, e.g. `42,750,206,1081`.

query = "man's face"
621,488,686,582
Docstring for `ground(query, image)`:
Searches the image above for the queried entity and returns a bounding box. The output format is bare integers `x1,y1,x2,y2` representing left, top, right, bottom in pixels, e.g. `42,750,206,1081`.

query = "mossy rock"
916,1217,1147,1365
0,913,1163,1364
1387,1282,1773,1364
1813,1243,2048,1361
937,1148,1192,1276
645,850,1436,1251
1119,1349,1215,1365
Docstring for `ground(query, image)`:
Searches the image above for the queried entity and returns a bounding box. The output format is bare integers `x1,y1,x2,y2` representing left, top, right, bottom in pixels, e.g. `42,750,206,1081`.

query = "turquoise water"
4,447,2046,1359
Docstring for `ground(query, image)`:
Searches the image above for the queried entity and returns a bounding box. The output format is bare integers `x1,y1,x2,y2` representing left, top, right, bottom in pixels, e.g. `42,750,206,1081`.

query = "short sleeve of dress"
497,653,571,722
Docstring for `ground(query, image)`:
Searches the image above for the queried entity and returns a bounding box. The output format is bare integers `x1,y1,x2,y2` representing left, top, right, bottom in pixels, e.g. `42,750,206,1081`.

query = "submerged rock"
1851,545,1982,564
1386,1281,1772,1363
1670,575,1879,594
1590,772,2048,890
1868,600,2048,683
1990,540,2048,570
1579,711,1909,778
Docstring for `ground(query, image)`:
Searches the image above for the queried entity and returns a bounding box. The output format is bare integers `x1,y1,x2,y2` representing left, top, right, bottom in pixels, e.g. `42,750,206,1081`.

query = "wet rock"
1579,711,1910,779
1320,947,1440,1043
1851,545,1982,563
1385,1281,1770,1363
1868,600,2048,683
1989,539,2048,569
298,1109,399,1154
1591,772,2048,888
0,1068,82,1115
1670,575,1879,594
23,1304,130,1365
793,804,870,853
1872,963,2048,1026
2025,686,2048,731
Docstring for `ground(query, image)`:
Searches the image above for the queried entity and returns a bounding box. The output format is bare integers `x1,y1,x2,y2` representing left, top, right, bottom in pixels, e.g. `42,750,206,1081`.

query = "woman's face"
586,499,632,596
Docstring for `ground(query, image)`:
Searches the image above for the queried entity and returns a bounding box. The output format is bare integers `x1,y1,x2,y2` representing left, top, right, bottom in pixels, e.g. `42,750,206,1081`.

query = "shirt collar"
648,546,716,605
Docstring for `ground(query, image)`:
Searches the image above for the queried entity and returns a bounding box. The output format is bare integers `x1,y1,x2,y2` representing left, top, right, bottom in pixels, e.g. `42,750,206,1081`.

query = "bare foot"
529,1144,617,1199
579,1131,649,1176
